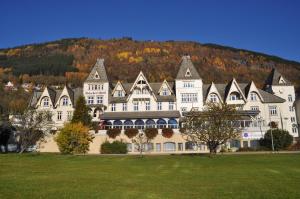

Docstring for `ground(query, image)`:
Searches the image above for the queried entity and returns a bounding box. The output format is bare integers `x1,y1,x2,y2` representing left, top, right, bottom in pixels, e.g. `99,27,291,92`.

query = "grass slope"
0,154,300,199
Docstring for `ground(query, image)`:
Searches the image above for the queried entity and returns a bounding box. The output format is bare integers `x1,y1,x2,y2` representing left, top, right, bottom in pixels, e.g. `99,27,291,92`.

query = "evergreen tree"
72,96,92,126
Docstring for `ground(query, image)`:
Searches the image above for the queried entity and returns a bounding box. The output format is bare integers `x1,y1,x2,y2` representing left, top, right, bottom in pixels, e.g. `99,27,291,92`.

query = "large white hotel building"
30,56,299,153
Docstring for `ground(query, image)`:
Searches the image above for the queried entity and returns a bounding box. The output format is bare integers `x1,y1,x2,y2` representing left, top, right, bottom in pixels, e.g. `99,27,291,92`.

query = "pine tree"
71,96,92,126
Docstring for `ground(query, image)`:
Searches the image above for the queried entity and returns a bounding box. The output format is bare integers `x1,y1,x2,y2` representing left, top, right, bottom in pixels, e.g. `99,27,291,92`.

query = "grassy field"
0,154,300,199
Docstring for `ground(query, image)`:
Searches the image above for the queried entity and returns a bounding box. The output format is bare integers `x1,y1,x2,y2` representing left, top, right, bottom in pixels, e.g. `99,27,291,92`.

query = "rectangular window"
122,103,127,111
117,90,123,97
67,111,73,121
178,143,183,151
251,106,259,111
111,103,116,112
88,96,94,104
250,93,257,101
292,128,297,133
156,143,161,152
96,96,103,104
43,98,49,107
289,106,294,112
288,95,293,102
291,117,296,123
145,101,150,111
269,106,277,116
183,82,194,88
57,111,62,121
133,102,139,111
127,143,132,152
157,102,162,110
162,88,168,96
169,102,174,110
181,93,198,103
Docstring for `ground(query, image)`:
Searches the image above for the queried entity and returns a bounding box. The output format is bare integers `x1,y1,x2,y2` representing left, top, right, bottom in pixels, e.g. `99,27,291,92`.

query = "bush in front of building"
162,128,174,138
55,122,94,154
259,129,293,150
144,128,158,139
100,140,127,154
106,128,121,138
124,128,139,138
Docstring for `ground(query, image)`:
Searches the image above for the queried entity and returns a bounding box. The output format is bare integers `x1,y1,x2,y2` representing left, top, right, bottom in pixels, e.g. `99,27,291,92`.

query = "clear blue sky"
1,0,300,62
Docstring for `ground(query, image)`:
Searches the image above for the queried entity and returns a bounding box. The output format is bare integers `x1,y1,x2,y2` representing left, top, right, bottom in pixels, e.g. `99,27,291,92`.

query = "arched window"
113,120,122,129
209,93,218,102
42,97,50,107
157,118,167,129
146,119,156,128
185,141,197,151
168,118,178,129
104,121,112,129
61,96,68,106
249,92,257,101
229,92,240,101
135,119,145,129
163,142,176,151
124,120,134,129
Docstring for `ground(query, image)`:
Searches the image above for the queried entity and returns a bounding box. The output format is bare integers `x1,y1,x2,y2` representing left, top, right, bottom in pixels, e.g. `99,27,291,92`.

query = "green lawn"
0,154,300,199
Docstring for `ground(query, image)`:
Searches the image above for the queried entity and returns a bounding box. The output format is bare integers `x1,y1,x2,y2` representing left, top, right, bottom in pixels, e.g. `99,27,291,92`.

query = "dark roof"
85,58,108,83
176,55,201,80
202,82,285,103
264,68,291,87
102,111,181,120
30,87,83,107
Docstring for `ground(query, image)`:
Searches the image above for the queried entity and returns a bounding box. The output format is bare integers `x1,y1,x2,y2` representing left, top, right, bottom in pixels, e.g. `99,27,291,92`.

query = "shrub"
100,141,127,154
107,128,121,138
124,128,138,138
55,122,94,154
162,128,174,138
144,128,158,139
288,141,300,151
236,147,256,152
259,129,293,150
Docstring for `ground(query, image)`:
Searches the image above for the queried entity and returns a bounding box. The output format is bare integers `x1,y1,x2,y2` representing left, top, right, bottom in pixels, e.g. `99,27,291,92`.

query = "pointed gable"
85,58,108,83
112,81,126,97
158,80,173,95
129,71,154,93
205,82,223,103
245,81,264,102
264,68,291,87
54,85,74,107
176,55,201,80
225,78,246,102
36,86,56,108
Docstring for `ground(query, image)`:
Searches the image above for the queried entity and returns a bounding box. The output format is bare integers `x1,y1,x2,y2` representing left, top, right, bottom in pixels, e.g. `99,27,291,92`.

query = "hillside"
0,37,299,93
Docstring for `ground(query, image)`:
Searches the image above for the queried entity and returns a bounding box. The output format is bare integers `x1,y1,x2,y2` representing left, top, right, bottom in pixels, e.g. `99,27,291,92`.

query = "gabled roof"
176,55,201,80
85,58,108,83
204,82,223,103
112,81,126,96
264,68,291,87
224,78,247,102
46,86,57,106
202,82,285,103
158,80,173,95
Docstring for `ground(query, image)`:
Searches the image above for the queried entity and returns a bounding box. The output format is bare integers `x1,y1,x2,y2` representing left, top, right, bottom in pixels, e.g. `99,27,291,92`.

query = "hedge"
100,141,127,154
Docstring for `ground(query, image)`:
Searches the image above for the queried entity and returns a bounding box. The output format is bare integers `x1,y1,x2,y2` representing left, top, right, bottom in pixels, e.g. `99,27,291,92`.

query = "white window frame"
96,96,103,104
88,96,94,105
181,93,198,103
145,101,150,111
157,102,162,110
133,102,139,111
169,102,174,110
269,106,277,116
122,103,127,111
43,97,49,107
57,111,62,121
62,97,68,106
111,103,116,112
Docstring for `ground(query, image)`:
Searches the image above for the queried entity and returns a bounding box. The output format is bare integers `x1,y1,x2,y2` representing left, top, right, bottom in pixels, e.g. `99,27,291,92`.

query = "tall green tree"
71,96,92,126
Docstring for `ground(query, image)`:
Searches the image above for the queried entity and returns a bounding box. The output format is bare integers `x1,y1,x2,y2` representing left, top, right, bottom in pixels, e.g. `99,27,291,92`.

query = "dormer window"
138,80,146,85
250,92,257,101
94,72,100,79
185,68,192,77
62,97,68,106
43,97,49,107
117,90,123,97
230,92,240,101
209,94,218,103
279,76,286,84
162,88,168,96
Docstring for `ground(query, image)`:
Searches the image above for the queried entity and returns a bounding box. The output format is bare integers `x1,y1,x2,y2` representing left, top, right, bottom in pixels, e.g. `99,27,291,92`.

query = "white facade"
31,56,299,149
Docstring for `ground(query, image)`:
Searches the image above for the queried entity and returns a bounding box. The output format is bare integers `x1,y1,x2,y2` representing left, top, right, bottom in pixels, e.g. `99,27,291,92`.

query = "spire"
264,68,291,88
85,58,108,82
176,55,201,80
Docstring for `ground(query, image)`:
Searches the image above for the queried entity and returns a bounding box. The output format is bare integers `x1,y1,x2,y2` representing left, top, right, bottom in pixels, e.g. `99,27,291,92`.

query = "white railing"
102,124,179,130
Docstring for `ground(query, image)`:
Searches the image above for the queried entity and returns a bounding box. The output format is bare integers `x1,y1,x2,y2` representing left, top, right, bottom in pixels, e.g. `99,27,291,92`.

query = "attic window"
279,76,285,84
185,68,192,77
138,80,146,84
95,74,99,79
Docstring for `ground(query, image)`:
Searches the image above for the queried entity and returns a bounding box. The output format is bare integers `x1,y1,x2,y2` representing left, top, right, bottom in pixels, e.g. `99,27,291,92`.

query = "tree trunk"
207,141,219,155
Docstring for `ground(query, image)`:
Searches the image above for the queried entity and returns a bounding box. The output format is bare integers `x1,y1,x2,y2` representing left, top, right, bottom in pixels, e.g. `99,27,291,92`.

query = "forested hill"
0,37,299,93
